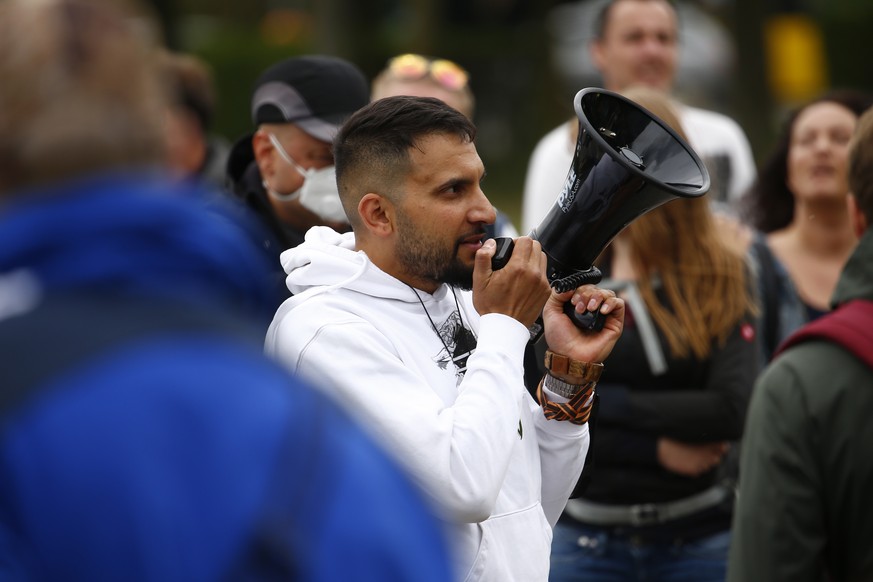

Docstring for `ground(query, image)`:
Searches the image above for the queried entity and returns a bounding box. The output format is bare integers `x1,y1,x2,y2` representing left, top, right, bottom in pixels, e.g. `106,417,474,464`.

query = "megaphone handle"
490,237,515,271
491,238,607,333
552,267,606,332
563,301,607,332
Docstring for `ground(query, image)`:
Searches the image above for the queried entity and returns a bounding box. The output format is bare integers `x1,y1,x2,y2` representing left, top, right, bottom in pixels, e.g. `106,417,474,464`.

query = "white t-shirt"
521,104,756,232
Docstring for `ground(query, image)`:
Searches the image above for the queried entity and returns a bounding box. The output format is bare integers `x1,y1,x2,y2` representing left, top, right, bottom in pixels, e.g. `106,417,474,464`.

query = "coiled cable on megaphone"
493,87,710,334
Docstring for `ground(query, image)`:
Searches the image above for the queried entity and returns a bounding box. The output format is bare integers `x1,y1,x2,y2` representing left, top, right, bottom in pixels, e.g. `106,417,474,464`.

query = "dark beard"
396,238,474,291
396,212,476,290
440,259,474,291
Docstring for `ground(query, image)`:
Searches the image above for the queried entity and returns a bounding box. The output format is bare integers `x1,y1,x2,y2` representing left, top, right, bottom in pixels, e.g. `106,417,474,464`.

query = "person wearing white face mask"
265,133,347,223
226,55,370,304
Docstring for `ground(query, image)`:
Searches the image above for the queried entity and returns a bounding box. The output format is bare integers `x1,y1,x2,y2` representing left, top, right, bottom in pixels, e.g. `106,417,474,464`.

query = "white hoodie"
265,227,589,582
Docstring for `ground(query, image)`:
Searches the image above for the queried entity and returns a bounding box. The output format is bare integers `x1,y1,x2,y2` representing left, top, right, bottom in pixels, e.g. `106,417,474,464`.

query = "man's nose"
469,187,497,225
641,36,669,57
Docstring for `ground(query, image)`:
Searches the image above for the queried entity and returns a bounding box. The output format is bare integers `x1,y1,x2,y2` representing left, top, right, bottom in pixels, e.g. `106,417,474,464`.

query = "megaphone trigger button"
619,147,645,168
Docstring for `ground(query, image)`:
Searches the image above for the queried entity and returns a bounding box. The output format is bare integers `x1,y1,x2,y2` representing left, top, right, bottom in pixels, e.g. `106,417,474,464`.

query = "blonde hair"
371,65,475,120
611,87,754,359
0,0,167,192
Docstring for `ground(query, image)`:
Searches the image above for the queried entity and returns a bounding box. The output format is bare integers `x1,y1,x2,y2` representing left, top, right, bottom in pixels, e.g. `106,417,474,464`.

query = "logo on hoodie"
432,311,477,382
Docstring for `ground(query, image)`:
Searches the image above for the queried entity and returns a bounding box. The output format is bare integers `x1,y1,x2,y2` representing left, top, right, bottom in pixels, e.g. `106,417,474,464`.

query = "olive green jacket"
728,229,873,582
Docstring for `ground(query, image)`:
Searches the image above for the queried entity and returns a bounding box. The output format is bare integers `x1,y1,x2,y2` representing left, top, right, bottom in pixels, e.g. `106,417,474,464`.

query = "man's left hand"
542,285,624,364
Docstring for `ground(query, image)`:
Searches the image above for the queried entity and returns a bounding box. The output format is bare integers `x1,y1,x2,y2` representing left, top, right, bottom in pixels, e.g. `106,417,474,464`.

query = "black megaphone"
493,87,710,331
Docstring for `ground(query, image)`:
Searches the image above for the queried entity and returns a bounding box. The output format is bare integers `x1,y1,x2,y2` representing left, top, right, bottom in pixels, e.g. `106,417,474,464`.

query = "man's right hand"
472,237,551,329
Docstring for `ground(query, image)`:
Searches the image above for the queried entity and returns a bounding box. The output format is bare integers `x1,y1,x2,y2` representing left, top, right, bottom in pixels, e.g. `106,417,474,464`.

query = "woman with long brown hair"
549,87,758,582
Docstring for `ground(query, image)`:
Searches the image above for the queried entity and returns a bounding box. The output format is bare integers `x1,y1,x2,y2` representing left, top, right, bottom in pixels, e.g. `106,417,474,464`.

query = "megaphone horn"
494,87,710,332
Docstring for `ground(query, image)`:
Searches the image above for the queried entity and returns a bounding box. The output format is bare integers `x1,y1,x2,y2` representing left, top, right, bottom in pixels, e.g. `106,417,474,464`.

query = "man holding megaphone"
266,95,625,581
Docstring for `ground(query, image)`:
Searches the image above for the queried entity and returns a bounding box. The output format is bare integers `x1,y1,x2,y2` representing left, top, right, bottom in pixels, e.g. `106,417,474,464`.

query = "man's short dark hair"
333,96,476,224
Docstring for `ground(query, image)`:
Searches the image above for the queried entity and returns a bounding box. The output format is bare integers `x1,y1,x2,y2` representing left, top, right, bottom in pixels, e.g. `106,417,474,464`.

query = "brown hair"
613,87,755,359
372,70,476,120
848,106,873,224
156,50,217,132
741,89,873,233
0,0,167,193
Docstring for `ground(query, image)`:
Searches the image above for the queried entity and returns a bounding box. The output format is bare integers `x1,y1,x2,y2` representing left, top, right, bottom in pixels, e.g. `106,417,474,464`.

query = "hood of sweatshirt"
280,226,443,304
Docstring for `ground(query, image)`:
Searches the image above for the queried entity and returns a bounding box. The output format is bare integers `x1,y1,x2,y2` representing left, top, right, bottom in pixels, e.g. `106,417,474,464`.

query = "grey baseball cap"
250,55,369,142
227,55,369,181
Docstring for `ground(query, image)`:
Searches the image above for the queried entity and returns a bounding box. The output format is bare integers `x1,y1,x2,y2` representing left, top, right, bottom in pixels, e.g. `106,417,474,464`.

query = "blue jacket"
0,174,453,581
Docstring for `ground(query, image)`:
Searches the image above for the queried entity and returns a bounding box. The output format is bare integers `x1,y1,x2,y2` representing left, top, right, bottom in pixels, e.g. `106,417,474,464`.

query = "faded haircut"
333,95,476,228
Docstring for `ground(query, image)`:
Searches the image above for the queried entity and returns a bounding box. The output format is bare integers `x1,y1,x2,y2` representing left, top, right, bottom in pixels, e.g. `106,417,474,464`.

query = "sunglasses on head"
386,54,469,92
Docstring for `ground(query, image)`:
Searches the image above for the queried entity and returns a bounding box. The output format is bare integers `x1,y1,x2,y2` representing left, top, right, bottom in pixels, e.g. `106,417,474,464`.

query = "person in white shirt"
522,0,756,232
266,95,625,581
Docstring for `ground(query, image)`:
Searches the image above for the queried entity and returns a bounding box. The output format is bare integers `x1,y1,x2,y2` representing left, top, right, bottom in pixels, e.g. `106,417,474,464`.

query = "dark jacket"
226,142,304,305
229,161,307,256
728,228,873,582
747,230,808,364
567,268,758,540
0,173,452,582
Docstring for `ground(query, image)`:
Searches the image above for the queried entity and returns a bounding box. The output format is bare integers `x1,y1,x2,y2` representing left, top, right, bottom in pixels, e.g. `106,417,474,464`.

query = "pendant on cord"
407,284,479,383
433,310,478,381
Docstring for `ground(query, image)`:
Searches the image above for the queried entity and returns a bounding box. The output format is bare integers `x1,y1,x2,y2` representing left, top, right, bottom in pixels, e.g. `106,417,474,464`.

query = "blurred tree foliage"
148,0,873,226
153,0,566,222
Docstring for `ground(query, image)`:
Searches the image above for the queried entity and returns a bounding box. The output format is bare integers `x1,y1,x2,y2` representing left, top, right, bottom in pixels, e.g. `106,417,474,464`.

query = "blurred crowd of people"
2,0,872,580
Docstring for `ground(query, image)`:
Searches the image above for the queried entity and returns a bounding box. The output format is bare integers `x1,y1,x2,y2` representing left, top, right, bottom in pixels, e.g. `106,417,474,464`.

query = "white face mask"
265,133,348,223
298,165,347,223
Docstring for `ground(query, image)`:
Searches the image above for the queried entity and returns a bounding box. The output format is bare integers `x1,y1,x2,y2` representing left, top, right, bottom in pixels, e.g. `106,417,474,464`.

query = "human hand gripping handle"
481,237,623,425
478,236,624,363
472,237,551,329
490,237,607,331
542,285,624,366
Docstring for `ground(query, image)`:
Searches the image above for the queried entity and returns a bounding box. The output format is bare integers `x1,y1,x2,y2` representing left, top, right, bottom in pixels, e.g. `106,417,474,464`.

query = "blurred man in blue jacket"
0,1,453,580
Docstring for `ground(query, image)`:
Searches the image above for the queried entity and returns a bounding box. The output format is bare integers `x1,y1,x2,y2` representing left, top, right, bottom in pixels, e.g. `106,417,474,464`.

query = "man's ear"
252,130,274,179
848,193,868,238
358,192,396,238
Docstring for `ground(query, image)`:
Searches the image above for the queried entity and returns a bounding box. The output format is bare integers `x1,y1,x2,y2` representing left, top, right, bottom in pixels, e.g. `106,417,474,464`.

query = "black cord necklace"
406,283,469,369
